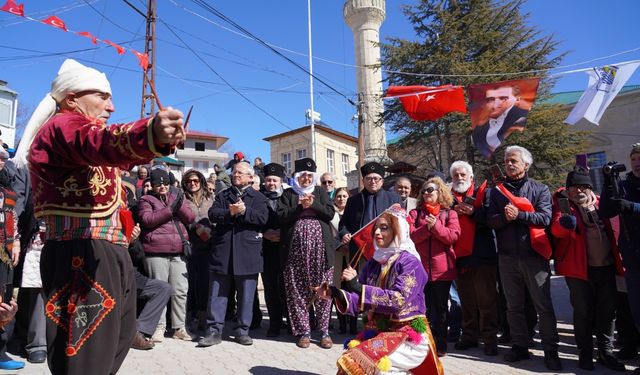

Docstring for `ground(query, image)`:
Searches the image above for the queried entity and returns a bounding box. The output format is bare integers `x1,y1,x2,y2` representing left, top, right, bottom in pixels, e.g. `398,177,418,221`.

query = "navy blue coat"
209,186,269,275
339,189,401,253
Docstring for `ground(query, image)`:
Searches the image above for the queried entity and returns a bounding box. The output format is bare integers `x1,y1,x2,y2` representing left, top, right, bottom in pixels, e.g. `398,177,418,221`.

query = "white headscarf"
373,204,421,264
13,59,112,168
291,171,318,196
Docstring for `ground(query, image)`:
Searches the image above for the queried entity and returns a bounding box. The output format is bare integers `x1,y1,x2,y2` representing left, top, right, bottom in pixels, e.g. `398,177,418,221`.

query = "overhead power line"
189,0,355,106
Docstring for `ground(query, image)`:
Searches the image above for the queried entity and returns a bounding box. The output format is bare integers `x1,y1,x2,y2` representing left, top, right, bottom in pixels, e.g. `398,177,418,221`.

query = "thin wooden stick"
147,79,164,111
349,243,366,269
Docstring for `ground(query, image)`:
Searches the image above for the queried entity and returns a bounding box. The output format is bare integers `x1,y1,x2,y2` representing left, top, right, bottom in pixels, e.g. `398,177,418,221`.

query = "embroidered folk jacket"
337,251,428,322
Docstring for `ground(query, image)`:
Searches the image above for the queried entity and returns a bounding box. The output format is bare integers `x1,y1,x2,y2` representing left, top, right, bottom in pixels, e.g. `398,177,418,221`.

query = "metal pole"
307,0,316,161
140,0,157,118
358,93,365,190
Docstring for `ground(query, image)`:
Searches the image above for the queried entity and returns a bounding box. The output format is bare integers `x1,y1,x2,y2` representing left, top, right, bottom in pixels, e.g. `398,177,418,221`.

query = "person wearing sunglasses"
410,177,460,357
600,143,640,375
138,169,195,343
180,169,214,334
320,172,336,200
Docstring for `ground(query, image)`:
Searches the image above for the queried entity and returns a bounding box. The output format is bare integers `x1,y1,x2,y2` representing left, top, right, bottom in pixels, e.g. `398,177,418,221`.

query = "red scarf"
452,180,487,258
496,183,552,259
422,202,440,216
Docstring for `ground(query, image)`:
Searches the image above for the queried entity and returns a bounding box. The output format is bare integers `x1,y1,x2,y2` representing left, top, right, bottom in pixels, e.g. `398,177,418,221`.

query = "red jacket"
410,208,460,281
551,188,624,280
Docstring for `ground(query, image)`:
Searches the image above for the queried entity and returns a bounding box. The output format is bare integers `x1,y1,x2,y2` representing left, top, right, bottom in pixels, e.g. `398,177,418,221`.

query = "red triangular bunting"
0,0,24,16
131,49,149,71
77,31,97,44
103,40,125,55
41,15,67,31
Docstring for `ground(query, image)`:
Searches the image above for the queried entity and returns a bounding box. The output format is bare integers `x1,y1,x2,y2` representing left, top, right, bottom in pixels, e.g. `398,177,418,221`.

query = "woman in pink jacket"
410,176,460,356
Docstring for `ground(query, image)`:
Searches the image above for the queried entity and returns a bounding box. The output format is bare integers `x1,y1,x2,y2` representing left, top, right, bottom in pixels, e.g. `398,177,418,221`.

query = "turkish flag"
0,0,24,17
350,217,377,261
41,15,67,31
104,40,125,55
131,49,149,71
77,31,97,44
385,85,467,121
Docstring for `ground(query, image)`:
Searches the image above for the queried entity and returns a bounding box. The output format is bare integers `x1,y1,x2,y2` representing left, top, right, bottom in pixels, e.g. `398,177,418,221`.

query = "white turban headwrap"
13,59,111,168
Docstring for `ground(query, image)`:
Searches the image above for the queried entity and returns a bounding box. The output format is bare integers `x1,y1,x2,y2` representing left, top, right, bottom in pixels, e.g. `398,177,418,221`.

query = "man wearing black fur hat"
551,168,625,371
339,162,401,257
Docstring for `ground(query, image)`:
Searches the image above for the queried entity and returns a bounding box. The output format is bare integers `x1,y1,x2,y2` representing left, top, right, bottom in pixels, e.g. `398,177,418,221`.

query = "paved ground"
12,276,640,374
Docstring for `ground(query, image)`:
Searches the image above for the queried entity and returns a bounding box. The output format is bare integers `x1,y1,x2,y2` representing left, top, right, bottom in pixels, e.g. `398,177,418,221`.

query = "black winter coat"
209,186,269,275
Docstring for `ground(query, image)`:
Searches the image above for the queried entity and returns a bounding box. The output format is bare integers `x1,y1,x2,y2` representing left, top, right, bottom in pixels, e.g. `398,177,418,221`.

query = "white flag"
565,61,640,125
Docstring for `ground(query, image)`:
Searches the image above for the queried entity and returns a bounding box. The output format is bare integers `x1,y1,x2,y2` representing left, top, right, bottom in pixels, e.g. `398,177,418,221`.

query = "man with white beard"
449,161,500,356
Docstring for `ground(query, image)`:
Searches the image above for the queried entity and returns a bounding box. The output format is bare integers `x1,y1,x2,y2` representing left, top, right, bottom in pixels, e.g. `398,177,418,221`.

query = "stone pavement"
14,276,640,374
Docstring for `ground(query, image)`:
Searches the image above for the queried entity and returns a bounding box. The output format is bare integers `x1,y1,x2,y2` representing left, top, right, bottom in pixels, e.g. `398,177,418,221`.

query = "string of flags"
0,0,149,70
384,61,639,158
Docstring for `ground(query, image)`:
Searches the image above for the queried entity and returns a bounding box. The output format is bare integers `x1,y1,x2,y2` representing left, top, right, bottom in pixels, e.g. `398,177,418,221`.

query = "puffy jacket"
551,188,624,280
410,207,460,281
138,190,195,255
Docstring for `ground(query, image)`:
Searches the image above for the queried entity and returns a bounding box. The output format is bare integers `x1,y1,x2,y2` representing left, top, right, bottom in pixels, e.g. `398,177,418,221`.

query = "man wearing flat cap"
259,163,287,337
20,59,185,374
339,162,401,258
550,167,625,371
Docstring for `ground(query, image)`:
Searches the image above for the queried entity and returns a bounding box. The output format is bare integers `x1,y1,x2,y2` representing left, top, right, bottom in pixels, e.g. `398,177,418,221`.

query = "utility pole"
140,0,157,117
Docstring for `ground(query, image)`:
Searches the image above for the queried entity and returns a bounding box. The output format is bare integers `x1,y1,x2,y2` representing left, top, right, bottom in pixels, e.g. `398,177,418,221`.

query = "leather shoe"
0,359,25,370
484,344,498,356
598,351,626,371
131,332,154,350
320,335,333,349
578,351,594,371
503,345,530,362
27,350,47,364
454,340,478,350
235,335,253,346
198,331,222,347
544,350,562,371
297,335,311,349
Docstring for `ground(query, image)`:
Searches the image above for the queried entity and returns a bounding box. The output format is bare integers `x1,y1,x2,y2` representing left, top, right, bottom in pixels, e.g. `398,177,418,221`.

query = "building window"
0,99,11,126
326,149,335,174
587,151,607,194
177,143,184,150
195,142,205,151
296,148,307,160
193,160,209,171
341,153,350,176
282,152,292,175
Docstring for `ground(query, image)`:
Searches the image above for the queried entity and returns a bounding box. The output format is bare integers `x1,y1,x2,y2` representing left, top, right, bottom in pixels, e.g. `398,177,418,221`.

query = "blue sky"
1,0,639,162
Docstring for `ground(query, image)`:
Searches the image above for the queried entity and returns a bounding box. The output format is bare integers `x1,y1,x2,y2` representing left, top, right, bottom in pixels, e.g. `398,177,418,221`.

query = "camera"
603,163,626,175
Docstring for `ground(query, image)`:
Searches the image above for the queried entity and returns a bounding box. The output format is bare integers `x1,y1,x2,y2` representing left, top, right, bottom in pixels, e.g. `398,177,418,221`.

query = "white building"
0,80,18,150
174,130,229,178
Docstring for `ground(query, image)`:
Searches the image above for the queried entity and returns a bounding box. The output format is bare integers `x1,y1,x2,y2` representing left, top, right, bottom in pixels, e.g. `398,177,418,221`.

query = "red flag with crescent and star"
385,85,467,121
0,0,24,16
131,49,149,71
41,15,67,31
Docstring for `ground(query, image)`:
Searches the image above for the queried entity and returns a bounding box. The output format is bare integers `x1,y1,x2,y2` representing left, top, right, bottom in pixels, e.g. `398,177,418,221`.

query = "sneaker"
151,326,166,343
131,331,154,350
198,331,222,347
598,351,626,372
454,340,478,350
503,345,530,362
297,335,311,349
320,334,333,349
0,359,25,370
235,335,253,346
544,350,562,371
172,327,193,341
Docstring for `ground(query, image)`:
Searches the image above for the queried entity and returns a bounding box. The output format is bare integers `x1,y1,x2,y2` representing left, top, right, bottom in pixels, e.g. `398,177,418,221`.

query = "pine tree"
381,0,587,187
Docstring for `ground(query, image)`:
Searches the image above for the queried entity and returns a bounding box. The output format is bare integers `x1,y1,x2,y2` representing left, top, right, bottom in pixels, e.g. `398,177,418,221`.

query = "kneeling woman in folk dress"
315,205,444,375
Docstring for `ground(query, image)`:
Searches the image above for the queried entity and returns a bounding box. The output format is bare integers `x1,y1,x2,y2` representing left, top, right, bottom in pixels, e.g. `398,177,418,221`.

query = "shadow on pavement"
249,366,321,375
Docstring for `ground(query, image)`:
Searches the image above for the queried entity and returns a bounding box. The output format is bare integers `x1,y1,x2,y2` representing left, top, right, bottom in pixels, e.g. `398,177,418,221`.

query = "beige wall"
267,129,358,188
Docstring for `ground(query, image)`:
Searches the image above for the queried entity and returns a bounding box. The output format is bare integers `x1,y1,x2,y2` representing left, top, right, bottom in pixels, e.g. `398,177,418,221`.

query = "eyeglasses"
152,183,169,187
569,184,591,191
421,186,436,194
321,180,334,185
232,170,251,176
187,179,200,185
364,176,382,182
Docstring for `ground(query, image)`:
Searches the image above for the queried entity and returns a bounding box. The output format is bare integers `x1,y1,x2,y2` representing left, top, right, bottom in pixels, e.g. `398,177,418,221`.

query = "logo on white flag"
595,65,618,92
